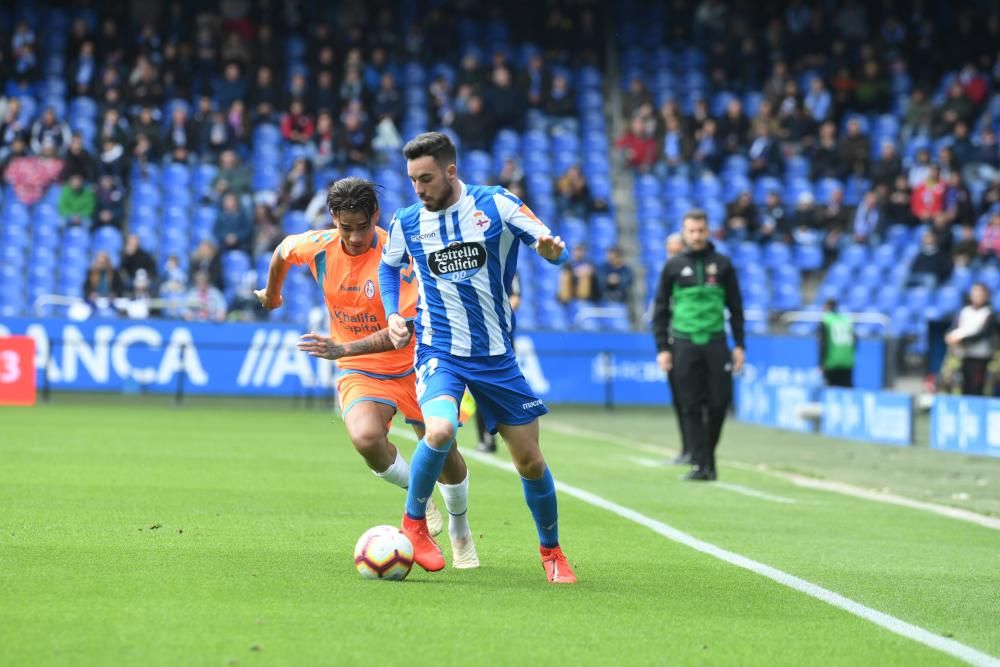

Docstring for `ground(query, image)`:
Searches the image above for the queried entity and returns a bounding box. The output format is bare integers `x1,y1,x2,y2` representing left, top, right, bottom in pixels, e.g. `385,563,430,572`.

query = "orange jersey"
279,227,418,375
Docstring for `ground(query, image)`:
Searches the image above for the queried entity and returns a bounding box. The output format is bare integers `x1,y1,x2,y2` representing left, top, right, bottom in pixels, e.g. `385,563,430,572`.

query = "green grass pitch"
2,395,998,666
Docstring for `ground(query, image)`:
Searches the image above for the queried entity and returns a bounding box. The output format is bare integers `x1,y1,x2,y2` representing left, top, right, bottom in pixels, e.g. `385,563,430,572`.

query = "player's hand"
731,346,746,375
944,331,962,346
657,351,672,373
387,313,412,349
536,234,566,261
254,288,282,310
298,332,342,360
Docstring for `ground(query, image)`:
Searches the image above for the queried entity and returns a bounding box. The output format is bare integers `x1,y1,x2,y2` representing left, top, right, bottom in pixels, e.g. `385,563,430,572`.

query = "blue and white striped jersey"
381,181,552,358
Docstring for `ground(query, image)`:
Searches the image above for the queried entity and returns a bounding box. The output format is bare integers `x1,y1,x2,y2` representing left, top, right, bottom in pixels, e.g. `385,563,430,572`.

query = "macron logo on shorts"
522,399,544,410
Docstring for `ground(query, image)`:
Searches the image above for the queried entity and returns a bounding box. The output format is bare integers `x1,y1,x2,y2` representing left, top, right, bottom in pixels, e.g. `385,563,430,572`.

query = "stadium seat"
840,244,868,267
753,177,782,205
282,211,309,235
978,265,1000,291
763,243,792,269
845,285,871,311
794,244,823,271
858,264,883,288
906,286,932,312
948,266,974,292
935,285,962,315
875,285,902,312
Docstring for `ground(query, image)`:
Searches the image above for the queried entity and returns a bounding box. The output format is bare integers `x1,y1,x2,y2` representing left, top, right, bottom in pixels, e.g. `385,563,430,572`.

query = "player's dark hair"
326,177,381,220
683,209,708,224
825,298,838,311
403,131,457,168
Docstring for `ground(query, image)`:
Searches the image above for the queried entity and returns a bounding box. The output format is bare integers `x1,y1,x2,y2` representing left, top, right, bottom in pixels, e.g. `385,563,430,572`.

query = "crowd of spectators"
616,0,1000,287
6,0,999,325
0,0,605,321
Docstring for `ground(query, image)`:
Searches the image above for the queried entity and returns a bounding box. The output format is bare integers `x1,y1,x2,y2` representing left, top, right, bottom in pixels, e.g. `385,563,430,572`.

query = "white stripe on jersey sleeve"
382,214,408,267
493,189,553,248
466,220,508,356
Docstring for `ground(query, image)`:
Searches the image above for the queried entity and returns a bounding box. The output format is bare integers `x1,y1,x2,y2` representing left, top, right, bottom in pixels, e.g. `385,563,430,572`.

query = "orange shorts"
337,371,423,426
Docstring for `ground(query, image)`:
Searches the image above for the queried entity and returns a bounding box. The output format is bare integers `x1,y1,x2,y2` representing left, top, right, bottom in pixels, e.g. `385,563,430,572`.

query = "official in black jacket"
652,210,746,480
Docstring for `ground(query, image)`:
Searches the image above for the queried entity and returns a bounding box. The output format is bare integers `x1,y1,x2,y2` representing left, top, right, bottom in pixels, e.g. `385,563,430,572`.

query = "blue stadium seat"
784,155,810,180
1,244,26,267
68,95,97,120
161,163,191,190
870,243,897,269
774,284,802,310
794,243,823,271
664,175,691,200
906,286,932,312
858,264,883,288
816,178,843,205
253,123,281,147
978,265,1000,291
134,182,161,208
192,164,219,197
283,211,309,235
723,154,750,177
843,176,871,207
763,243,792,268
948,265,974,292
845,285,871,311
840,244,869,267
693,174,721,201
635,174,660,200
935,285,962,315
753,176,782,205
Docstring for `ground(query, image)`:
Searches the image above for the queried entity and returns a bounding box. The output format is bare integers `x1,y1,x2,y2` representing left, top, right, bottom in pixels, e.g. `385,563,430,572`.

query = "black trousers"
823,368,854,388
961,358,989,396
670,337,732,472
667,370,691,456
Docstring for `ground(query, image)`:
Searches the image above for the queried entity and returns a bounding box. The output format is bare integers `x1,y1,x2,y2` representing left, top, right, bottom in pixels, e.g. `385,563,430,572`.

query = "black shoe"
475,440,496,454
682,467,714,481
706,467,718,481
671,453,692,465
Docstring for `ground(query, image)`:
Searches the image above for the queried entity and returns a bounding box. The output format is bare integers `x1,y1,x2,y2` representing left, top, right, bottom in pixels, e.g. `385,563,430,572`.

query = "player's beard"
424,180,455,212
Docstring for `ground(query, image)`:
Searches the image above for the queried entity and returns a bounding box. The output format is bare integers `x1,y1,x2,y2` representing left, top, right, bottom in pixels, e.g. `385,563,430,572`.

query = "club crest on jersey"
364,279,376,299
473,210,491,230
427,241,487,282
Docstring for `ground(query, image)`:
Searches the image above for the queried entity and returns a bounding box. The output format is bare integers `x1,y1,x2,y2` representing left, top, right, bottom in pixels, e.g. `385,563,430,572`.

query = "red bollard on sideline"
0,335,36,406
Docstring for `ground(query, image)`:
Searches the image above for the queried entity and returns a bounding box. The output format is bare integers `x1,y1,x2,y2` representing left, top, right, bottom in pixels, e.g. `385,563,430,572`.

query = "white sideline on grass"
627,456,799,504
397,431,999,667
545,419,1000,531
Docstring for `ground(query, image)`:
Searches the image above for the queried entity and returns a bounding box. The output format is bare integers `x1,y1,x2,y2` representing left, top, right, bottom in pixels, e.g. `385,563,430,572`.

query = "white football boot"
449,533,480,569
425,497,444,537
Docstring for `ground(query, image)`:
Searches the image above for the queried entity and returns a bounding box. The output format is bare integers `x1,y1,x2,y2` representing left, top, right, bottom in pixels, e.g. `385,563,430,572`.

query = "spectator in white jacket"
945,283,996,396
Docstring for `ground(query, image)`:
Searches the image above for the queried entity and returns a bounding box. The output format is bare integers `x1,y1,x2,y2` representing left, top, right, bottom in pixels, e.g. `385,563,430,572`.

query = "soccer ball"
353,525,414,580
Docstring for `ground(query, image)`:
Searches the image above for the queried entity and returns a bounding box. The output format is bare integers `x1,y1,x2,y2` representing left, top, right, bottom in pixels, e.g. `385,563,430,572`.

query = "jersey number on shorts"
414,358,439,401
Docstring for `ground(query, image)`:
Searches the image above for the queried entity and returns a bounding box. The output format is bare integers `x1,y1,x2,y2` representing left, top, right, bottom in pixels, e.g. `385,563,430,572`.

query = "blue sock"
404,439,451,519
521,467,559,548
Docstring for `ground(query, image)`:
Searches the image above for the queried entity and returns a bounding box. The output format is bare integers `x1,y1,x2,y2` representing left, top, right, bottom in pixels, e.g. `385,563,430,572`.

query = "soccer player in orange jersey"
254,177,478,568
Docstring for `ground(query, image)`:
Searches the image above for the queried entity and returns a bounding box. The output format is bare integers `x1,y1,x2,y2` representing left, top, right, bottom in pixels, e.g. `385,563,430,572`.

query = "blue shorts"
415,347,548,434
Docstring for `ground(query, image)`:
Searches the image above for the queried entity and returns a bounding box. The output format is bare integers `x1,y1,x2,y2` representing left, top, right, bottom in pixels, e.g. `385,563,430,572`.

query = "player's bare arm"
298,327,412,360
254,246,292,310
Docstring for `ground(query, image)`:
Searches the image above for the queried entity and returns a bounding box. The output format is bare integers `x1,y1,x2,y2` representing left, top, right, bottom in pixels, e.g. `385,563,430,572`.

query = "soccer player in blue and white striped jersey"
379,132,576,583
